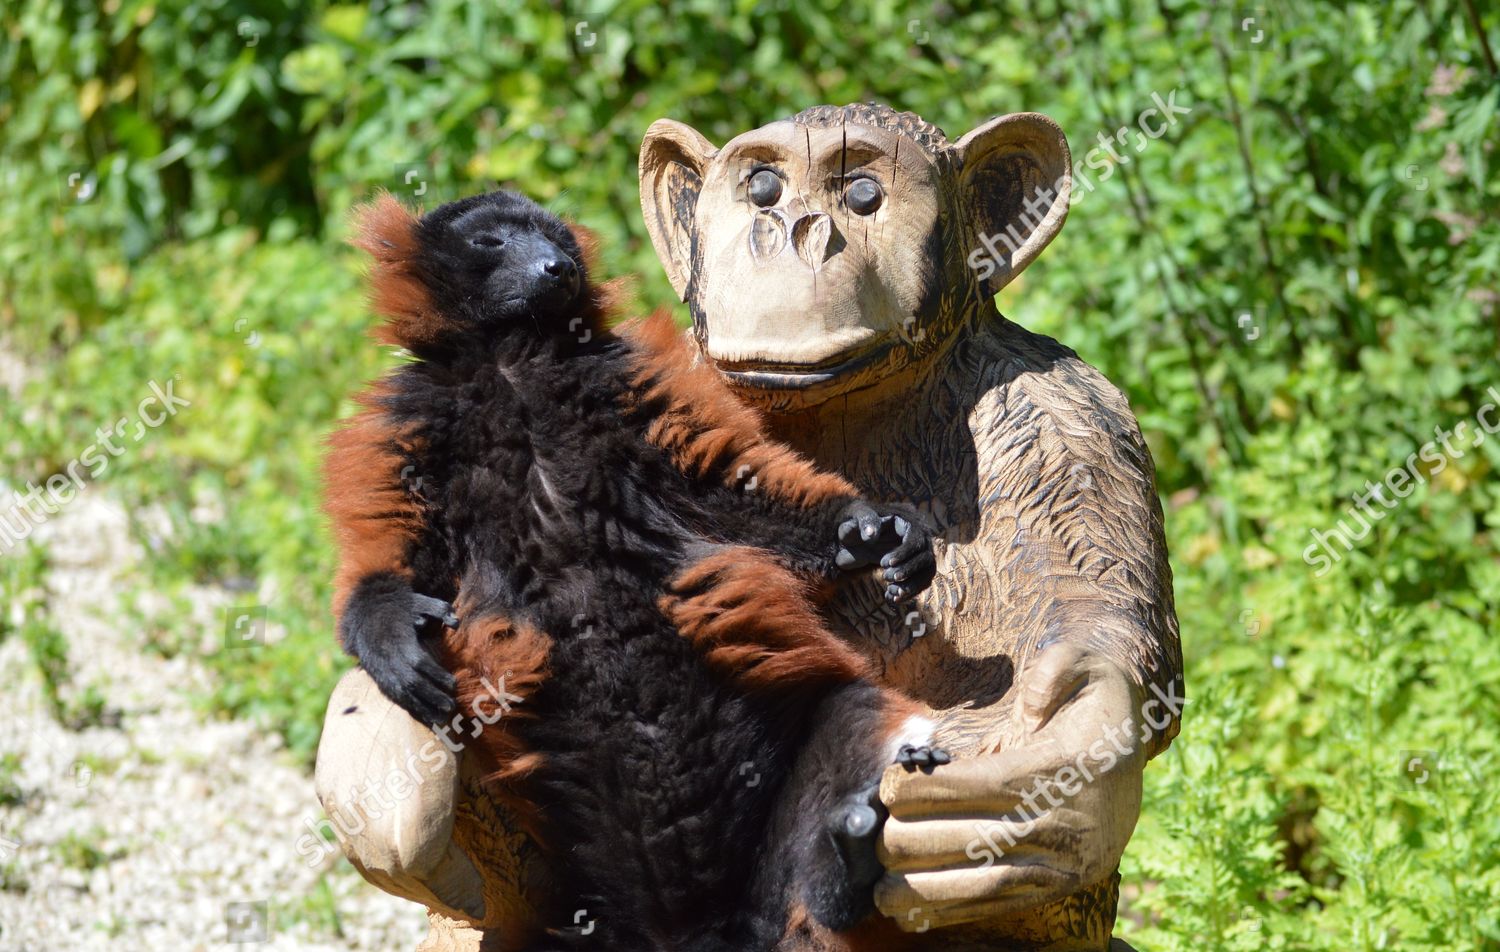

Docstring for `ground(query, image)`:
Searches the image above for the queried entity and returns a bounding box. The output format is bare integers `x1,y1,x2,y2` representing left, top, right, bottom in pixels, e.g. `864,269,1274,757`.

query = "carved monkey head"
640,104,1072,407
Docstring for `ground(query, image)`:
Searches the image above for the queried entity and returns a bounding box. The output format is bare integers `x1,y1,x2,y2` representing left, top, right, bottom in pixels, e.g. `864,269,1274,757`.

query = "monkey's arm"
324,393,458,726
876,349,1182,935
970,353,1183,756
621,314,935,600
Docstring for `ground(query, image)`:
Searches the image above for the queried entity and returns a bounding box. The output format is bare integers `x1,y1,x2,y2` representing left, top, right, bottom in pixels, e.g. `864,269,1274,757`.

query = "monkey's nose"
750,209,789,260
791,212,833,270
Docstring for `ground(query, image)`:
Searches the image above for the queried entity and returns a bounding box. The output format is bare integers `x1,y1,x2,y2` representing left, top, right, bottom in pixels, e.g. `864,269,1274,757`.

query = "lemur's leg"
755,681,948,933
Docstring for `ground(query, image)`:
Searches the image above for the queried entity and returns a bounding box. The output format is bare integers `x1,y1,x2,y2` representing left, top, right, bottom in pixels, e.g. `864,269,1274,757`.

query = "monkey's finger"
894,745,950,771
879,746,1068,819
411,593,451,614
411,593,457,627
829,797,884,890
406,698,449,729
881,550,935,586
408,677,458,725
874,861,1077,930
878,521,927,569
883,554,936,601
399,645,457,693
836,520,882,549
381,665,456,727
836,505,869,544
876,808,1089,872
879,532,935,595
883,576,928,605
879,548,921,573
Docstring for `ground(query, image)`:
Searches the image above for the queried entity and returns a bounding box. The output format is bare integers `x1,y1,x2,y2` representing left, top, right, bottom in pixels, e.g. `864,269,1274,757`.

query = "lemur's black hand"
342,578,459,728
835,502,937,603
370,591,459,727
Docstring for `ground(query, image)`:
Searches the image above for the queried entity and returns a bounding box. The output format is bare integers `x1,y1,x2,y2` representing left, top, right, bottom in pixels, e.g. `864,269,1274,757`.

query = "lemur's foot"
895,744,951,772
829,784,886,895
877,510,937,603
835,502,937,603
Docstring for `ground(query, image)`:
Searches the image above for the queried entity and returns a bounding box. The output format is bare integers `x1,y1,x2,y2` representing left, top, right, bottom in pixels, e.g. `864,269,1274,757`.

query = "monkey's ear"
639,119,718,300
950,112,1072,297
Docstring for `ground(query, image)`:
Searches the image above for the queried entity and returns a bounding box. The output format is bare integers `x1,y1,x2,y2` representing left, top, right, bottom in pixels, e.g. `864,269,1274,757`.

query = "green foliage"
1,0,1497,947
2,546,64,718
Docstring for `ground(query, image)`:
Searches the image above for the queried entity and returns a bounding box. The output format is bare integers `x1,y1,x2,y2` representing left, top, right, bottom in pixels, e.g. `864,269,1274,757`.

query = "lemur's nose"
540,255,579,293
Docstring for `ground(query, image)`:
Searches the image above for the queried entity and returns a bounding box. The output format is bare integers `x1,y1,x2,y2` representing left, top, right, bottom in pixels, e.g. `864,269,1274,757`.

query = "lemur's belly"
446,414,806,923
514,584,802,927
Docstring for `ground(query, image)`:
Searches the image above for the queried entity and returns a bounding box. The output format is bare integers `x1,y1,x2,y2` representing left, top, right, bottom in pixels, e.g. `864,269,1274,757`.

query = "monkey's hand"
835,501,936,603
874,646,1154,931
814,741,951,931
340,574,460,728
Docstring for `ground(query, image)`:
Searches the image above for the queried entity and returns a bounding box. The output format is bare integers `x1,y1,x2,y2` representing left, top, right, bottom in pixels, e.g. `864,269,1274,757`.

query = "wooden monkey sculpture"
314,104,1183,952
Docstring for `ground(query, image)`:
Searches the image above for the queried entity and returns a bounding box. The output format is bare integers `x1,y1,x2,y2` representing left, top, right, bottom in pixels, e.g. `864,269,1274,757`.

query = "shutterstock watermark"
1070,89,1193,199
1303,386,1500,576
0,377,190,552
967,89,1192,283
964,675,1186,868
296,672,525,866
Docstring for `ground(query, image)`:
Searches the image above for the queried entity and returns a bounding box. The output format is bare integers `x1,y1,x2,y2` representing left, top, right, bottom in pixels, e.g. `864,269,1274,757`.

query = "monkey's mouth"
712,338,895,390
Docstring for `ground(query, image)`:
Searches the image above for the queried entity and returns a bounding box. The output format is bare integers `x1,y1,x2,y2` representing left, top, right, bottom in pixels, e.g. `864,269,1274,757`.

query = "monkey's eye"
747,169,783,207
844,177,884,215
470,234,506,249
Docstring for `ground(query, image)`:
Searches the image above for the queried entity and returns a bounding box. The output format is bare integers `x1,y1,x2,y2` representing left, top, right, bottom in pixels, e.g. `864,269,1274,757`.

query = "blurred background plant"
1,0,1496,948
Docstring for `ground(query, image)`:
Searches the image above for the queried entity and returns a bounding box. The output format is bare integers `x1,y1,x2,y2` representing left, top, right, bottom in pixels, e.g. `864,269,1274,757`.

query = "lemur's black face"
417,190,586,332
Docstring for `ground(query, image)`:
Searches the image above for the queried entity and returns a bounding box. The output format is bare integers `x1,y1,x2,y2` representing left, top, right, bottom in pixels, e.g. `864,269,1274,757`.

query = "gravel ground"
0,492,430,951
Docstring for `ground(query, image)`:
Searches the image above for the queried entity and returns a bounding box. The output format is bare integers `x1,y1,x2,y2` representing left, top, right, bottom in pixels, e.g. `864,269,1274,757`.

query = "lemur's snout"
538,254,580,296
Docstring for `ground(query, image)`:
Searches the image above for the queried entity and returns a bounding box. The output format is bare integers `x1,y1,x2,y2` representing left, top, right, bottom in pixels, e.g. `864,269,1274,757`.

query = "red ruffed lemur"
324,189,948,952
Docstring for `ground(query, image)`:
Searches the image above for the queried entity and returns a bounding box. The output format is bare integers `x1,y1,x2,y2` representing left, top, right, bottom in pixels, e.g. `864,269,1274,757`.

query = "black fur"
339,191,940,950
